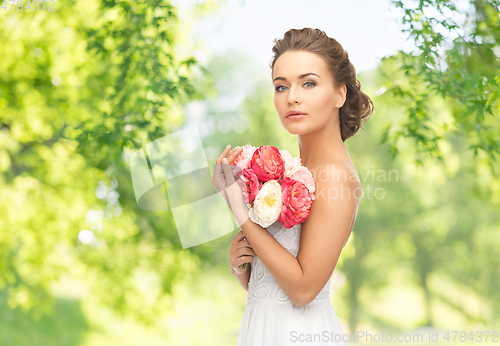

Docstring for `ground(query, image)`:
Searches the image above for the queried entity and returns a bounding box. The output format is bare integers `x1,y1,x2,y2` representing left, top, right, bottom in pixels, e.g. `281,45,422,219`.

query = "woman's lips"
287,114,306,119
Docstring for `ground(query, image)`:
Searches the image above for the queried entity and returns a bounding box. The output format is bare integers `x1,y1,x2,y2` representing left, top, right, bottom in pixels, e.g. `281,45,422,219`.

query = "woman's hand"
212,144,245,209
230,230,256,275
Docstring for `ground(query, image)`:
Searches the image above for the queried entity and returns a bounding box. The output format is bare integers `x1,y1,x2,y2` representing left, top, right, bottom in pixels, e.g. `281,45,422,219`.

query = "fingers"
227,146,243,163
240,255,254,264
217,145,243,167
229,232,255,275
241,247,256,257
216,144,231,165
231,230,246,245
235,241,253,253
231,258,251,275
230,233,255,253
234,239,255,256
234,251,254,263
214,144,242,183
238,238,251,248
244,239,252,249
214,144,231,177
214,145,231,179
228,146,240,157
220,147,243,174
221,157,235,185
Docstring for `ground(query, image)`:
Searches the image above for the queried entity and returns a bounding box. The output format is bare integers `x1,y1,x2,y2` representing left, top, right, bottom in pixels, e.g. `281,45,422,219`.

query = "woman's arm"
234,163,360,308
231,262,251,292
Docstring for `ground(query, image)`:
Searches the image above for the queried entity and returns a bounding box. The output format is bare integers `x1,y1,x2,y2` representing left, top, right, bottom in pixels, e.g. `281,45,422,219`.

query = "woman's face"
272,50,346,135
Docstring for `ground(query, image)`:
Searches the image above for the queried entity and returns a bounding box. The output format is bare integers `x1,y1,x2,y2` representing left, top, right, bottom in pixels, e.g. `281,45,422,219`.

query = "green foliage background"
0,0,499,345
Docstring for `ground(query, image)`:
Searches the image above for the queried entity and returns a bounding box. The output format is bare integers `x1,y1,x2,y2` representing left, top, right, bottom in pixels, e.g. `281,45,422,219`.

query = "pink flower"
279,177,313,228
289,166,316,200
234,168,262,206
279,149,302,177
250,145,285,183
232,144,257,170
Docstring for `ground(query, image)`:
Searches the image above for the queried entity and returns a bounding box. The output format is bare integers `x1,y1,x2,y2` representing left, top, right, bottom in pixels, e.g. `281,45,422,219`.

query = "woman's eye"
274,81,315,92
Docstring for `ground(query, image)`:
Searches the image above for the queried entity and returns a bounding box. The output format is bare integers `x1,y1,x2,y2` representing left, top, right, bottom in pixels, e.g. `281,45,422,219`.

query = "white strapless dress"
237,221,349,346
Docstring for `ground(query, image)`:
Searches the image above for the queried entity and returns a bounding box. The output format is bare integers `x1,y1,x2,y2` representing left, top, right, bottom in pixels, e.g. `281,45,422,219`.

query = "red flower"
250,145,285,183
234,168,262,206
279,177,313,228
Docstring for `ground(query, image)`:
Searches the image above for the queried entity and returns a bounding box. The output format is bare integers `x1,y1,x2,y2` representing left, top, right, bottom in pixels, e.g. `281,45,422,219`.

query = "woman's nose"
287,86,301,104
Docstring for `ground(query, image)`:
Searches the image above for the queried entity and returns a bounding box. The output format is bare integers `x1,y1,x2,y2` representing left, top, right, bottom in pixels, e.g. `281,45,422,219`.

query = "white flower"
279,149,302,178
248,180,282,228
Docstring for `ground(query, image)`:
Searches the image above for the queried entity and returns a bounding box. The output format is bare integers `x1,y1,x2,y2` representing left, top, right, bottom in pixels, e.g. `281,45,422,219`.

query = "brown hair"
269,28,374,142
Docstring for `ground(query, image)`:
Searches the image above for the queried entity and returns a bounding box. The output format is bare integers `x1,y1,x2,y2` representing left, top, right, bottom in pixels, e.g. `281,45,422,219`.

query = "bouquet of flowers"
231,144,316,230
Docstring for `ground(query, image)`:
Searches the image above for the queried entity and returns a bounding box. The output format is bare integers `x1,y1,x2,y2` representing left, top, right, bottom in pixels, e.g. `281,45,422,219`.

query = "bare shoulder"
310,160,361,203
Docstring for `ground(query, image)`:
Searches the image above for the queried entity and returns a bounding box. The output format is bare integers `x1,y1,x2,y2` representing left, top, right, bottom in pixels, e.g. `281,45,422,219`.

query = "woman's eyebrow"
273,72,321,83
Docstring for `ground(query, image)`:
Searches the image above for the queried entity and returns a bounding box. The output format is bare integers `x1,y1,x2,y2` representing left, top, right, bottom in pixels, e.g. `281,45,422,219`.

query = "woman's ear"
335,84,347,108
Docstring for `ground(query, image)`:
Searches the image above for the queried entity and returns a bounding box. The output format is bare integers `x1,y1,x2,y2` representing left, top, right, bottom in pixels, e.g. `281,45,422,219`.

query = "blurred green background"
0,0,499,345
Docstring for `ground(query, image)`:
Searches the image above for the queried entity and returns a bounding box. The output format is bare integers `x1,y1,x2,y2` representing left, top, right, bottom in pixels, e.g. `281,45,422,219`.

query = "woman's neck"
298,118,349,169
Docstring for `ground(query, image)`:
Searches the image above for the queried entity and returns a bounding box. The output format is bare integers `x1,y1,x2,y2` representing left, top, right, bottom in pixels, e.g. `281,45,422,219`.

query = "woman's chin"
285,127,307,135
279,119,313,135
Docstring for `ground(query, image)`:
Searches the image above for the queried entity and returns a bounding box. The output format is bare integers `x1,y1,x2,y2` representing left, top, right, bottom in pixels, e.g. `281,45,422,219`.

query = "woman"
213,28,373,345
